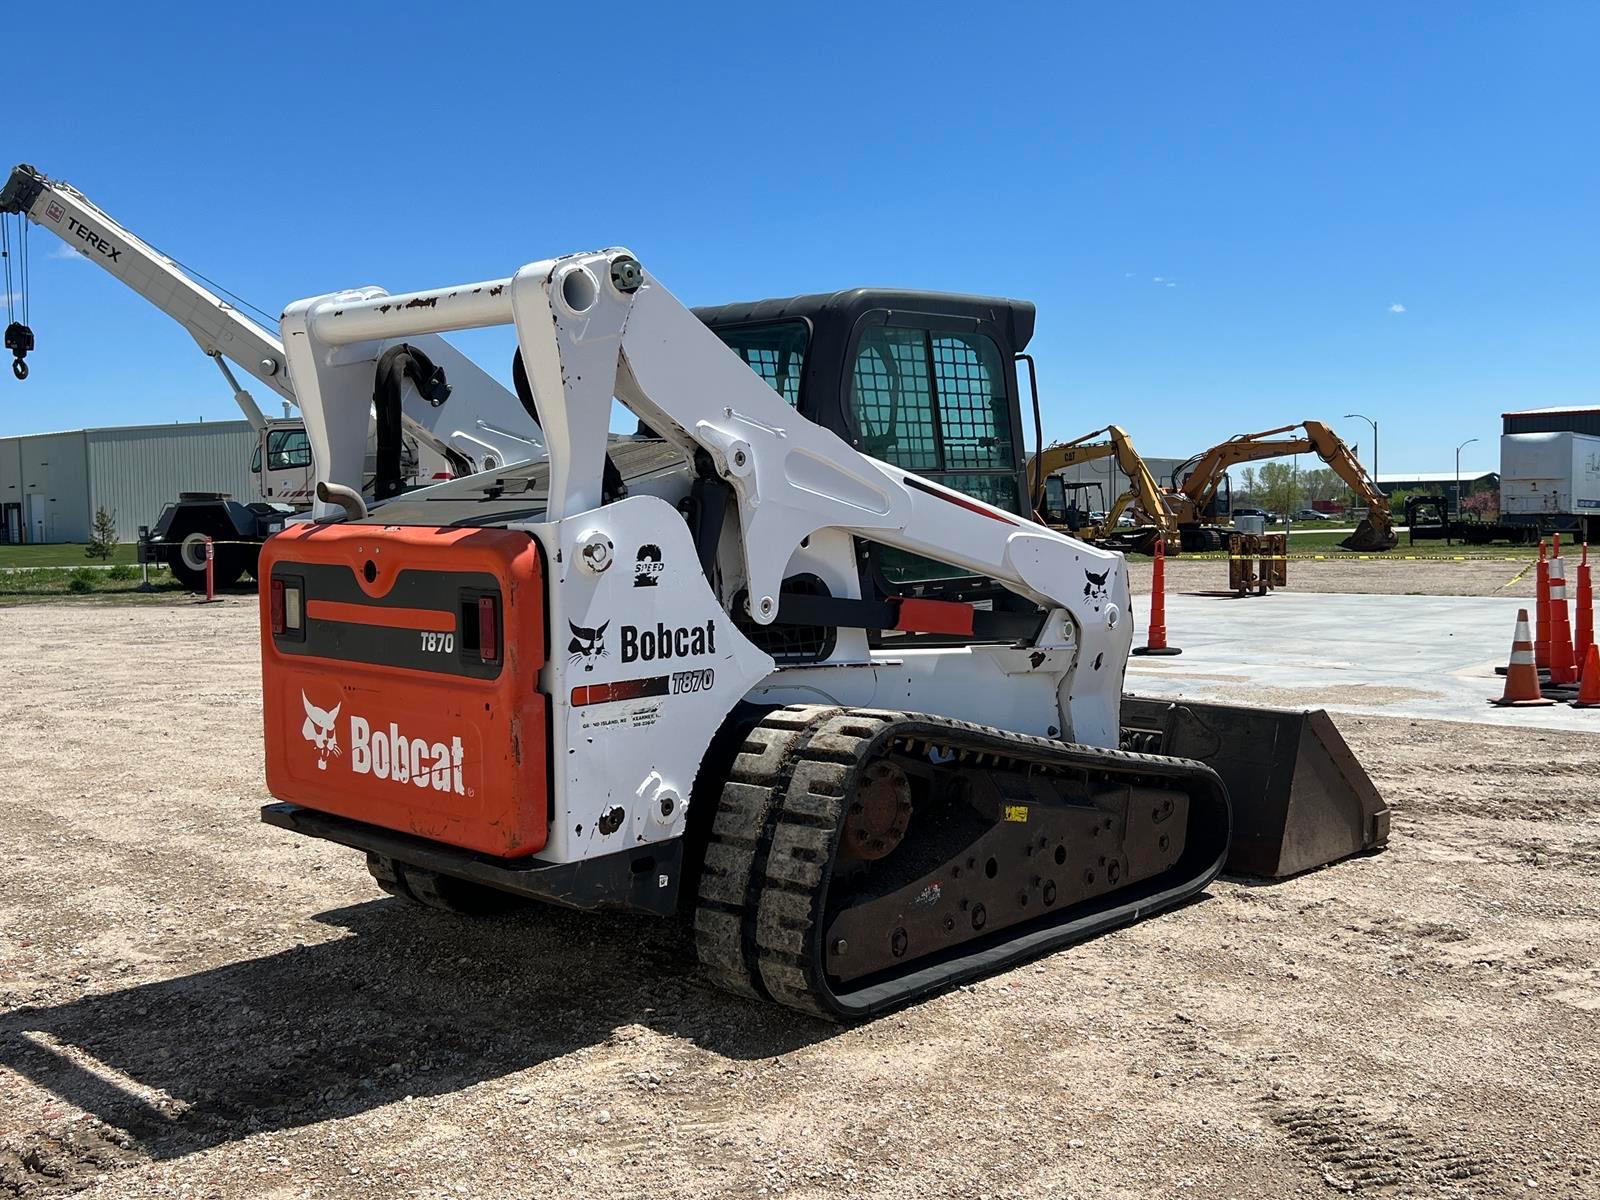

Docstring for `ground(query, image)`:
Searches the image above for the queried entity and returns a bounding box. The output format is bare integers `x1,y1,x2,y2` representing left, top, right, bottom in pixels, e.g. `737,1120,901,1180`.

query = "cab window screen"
850,325,1019,583
714,321,808,407
851,328,938,469
931,334,1012,470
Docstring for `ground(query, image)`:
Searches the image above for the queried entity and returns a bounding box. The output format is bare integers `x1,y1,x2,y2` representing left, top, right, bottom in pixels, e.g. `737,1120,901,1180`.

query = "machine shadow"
0,898,834,1162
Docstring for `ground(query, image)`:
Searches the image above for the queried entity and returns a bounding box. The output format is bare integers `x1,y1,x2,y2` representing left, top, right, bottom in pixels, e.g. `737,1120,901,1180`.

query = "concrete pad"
1125,590,1598,731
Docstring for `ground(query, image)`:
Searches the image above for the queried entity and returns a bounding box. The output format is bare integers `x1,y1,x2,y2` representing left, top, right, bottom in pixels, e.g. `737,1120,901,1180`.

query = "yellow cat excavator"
1164,420,1397,552
1029,425,1178,555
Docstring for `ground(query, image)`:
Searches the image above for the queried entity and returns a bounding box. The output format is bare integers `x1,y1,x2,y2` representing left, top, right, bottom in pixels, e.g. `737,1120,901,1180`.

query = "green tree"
85,506,118,561
1258,462,1301,519
1236,466,1260,506
1299,467,1341,503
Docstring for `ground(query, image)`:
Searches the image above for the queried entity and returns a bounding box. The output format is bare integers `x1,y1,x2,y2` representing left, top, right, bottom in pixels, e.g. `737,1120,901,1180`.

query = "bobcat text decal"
300,691,466,794
621,619,716,663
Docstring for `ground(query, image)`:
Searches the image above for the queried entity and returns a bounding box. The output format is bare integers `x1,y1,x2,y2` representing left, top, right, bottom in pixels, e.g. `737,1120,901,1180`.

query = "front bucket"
1120,695,1390,878
1338,519,1398,552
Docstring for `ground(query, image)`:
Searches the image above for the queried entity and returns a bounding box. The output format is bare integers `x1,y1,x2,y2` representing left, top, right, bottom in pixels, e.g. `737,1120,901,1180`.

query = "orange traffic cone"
1491,609,1554,707
1574,644,1600,709
1548,557,1578,686
1535,541,1551,671
1132,538,1182,656
1575,543,1594,666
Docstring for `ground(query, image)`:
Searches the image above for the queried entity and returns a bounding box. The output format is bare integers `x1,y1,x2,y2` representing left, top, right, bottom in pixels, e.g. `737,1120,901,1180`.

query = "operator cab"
694,290,1038,604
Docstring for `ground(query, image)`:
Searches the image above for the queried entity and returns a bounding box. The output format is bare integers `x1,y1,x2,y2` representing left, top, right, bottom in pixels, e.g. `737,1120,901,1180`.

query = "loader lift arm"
1029,424,1179,553
1166,420,1397,551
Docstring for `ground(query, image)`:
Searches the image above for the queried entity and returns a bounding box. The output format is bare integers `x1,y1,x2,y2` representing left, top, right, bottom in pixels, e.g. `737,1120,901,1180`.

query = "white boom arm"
0,164,542,472
281,249,1132,746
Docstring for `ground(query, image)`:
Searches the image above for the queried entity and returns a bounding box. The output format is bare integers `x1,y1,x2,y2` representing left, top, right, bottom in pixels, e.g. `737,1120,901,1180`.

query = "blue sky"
4,2,1595,472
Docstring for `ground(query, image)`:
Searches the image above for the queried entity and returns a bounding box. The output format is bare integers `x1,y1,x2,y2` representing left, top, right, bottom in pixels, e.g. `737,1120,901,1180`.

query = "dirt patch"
3,603,1599,1199
1128,557,1538,600
1213,683,1444,707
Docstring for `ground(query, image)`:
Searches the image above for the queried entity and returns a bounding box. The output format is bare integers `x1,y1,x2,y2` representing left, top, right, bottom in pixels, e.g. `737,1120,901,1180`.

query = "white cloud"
1388,303,1407,314
1153,275,1165,283
1124,271,1135,278
49,244,85,261
1166,281,1177,288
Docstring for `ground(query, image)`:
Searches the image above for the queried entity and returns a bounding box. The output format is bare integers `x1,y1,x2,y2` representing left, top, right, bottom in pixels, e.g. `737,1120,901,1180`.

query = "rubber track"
692,706,833,1000
694,705,1229,1021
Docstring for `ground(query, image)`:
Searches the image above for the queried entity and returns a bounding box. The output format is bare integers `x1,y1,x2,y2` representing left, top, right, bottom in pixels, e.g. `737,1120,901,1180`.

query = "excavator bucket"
1121,695,1389,878
1339,518,1398,552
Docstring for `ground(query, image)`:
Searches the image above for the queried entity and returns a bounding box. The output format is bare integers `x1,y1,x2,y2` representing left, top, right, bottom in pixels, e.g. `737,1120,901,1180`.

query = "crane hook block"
4,321,33,381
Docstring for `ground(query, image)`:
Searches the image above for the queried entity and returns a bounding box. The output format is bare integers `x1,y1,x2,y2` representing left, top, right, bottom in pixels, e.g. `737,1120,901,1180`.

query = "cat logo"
568,620,609,671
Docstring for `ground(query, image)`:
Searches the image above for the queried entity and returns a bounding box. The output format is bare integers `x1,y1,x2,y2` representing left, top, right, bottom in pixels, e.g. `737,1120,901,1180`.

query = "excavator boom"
1032,425,1179,552
1167,420,1397,551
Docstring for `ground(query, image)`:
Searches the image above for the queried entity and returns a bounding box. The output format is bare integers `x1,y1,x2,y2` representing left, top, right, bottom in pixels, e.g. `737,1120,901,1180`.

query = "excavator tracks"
693,705,1231,1020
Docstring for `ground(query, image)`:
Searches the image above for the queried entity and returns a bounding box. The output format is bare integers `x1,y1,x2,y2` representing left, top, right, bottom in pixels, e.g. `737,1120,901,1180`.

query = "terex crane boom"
1165,420,1398,552
256,251,1388,1020
0,163,541,584
1029,425,1178,554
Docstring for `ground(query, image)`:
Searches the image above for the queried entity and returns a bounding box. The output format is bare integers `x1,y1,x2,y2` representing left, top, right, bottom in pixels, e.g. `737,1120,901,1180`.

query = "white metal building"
0,420,256,544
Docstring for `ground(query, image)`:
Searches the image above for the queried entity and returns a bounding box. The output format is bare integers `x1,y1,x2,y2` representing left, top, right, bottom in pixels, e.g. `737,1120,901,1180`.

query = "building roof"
0,418,252,441
1374,470,1498,484
1502,405,1600,418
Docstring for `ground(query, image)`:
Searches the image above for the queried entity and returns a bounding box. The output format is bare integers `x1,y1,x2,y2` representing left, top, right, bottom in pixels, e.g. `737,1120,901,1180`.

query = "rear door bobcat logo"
302,692,342,769
568,620,609,672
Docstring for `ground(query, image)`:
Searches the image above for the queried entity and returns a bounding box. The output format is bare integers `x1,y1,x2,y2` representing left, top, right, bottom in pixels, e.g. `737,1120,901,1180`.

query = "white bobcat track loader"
258,250,1385,1020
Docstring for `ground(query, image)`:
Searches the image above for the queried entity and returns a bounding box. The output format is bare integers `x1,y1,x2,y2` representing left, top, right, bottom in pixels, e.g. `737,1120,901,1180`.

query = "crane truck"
0,163,542,586
257,251,1388,1019
1162,420,1398,552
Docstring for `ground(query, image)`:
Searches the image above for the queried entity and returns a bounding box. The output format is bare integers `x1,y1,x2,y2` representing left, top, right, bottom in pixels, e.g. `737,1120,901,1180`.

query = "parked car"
1294,509,1335,521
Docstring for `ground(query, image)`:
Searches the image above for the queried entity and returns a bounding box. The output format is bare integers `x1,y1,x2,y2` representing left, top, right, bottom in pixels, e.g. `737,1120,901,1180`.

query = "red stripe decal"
306,599,455,632
904,476,1018,525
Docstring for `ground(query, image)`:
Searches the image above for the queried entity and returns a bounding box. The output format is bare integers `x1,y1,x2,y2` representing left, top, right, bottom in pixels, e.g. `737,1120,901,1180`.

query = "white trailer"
1500,431,1600,538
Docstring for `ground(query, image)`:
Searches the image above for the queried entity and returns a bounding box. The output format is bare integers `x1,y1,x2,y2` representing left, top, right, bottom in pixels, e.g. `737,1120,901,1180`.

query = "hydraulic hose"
372,344,451,500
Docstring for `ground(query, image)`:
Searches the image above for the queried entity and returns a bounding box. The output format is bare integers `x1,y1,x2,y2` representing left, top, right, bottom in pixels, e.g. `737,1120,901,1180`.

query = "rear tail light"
271,578,304,637
477,595,499,662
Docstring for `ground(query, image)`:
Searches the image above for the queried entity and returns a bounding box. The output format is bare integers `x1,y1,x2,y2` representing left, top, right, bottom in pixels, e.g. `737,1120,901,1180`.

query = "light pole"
1455,437,1479,523
1344,412,1378,519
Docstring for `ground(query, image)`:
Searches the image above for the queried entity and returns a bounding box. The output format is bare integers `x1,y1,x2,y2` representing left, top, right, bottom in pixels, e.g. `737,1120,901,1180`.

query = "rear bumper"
261,803,681,917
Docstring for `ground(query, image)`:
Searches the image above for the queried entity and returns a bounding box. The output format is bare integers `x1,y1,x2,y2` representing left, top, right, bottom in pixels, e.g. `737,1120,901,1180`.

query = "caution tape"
1500,560,1538,590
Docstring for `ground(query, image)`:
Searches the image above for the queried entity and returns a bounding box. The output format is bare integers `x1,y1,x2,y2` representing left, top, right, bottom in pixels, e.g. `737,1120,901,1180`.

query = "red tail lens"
478,595,499,661
271,579,285,634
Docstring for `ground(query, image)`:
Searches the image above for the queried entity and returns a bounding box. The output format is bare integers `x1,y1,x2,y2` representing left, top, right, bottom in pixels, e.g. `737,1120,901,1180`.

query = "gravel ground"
1126,556,1540,600
3,596,1598,1199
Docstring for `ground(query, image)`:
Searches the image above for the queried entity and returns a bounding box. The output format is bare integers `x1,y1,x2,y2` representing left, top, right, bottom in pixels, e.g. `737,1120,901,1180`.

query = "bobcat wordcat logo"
300,691,466,794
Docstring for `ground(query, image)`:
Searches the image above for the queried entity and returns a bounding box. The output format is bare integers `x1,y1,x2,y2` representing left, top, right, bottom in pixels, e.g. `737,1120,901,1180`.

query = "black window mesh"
714,322,807,407
850,328,938,469
931,335,1011,470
